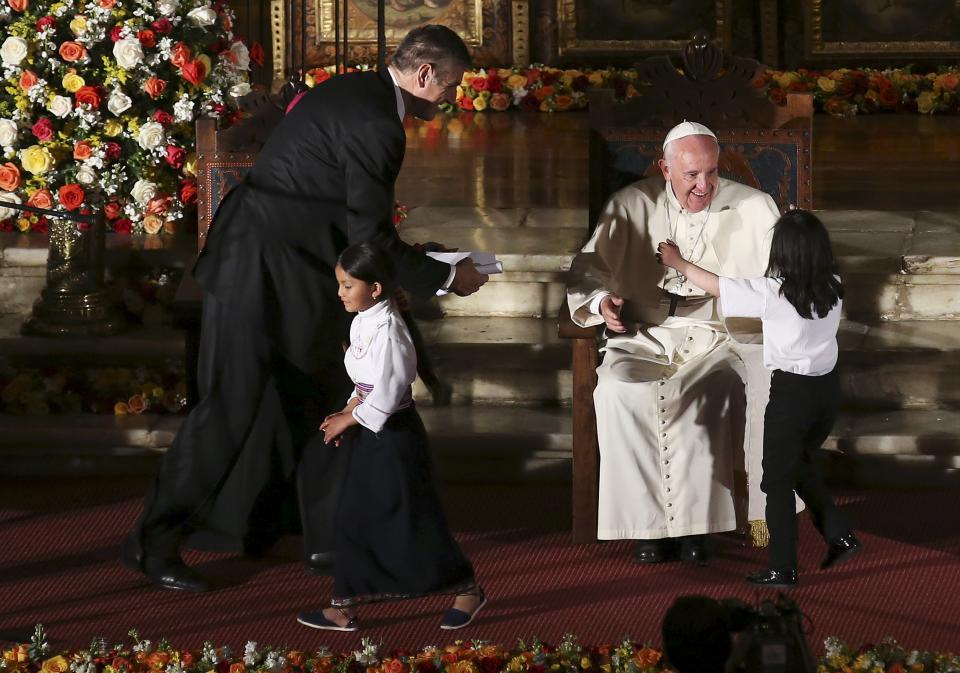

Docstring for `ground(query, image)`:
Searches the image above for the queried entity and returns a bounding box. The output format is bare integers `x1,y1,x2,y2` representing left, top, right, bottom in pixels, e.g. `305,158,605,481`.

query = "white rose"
156,0,180,16
0,192,22,221
229,42,250,70
48,95,73,119
0,119,18,147
107,90,132,116
76,165,97,185
0,37,29,66
137,121,166,150
187,6,218,27
229,82,251,98
131,179,158,205
113,37,144,70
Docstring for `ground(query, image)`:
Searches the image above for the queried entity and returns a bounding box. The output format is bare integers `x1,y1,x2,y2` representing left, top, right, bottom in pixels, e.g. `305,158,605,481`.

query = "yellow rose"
20,145,56,175
588,71,605,86
4,646,30,664
506,74,527,89
103,119,123,136
62,71,86,93
917,90,937,114
775,72,798,88
817,76,836,92
17,218,30,232
182,152,197,177
472,95,487,111
69,16,88,36
41,656,70,673
142,214,163,234
580,658,592,669
455,85,464,99
197,54,212,80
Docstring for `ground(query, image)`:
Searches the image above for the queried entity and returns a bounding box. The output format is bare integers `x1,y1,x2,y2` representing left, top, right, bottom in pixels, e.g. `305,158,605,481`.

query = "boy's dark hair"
338,242,396,296
766,208,844,319
662,595,733,673
391,25,472,78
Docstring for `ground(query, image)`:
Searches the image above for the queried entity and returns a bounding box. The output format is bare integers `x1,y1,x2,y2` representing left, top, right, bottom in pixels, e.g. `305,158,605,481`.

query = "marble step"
2,408,958,485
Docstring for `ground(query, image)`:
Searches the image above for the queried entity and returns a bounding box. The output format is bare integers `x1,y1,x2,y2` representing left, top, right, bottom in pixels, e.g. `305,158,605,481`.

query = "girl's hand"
656,240,684,271
320,411,358,446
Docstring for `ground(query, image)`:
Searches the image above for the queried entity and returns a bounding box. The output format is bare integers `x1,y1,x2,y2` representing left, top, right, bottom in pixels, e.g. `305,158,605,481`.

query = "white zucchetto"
662,120,717,151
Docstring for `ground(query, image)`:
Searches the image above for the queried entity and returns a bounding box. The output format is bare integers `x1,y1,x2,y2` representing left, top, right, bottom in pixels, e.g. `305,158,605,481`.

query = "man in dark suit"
122,25,487,592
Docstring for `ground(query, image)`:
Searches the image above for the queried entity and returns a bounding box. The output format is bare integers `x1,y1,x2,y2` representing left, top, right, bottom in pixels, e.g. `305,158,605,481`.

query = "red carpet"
2,477,959,653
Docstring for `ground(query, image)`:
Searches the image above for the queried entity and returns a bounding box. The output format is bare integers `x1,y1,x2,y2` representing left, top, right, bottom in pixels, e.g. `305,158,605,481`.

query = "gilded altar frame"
557,0,731,57
806,0,960,58
315,0,484,48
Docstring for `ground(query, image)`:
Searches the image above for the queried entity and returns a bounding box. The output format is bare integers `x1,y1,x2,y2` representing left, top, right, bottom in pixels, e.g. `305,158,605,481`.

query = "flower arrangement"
4,628,960,673
758,67,960,117
0,0,262,235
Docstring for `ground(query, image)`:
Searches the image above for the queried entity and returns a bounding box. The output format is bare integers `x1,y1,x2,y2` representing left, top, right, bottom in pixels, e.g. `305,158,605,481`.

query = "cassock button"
669,516,675,521
659,408,665,413
660,420,666,425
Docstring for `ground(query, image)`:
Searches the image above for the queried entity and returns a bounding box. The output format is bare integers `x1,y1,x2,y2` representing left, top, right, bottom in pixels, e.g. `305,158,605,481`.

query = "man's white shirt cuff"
589,292,611,315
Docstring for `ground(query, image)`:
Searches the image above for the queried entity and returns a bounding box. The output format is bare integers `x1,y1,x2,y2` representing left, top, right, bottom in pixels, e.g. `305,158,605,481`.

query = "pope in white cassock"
566,121,791,564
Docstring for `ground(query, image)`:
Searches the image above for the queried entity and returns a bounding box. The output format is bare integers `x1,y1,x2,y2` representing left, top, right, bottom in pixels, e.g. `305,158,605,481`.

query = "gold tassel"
749,520,770,548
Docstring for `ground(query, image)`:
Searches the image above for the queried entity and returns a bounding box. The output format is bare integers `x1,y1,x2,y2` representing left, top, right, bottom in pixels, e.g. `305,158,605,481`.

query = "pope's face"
658,135,720,213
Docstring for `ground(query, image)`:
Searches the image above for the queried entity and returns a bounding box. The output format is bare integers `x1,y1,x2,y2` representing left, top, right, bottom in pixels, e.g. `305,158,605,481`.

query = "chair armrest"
557,300,601,340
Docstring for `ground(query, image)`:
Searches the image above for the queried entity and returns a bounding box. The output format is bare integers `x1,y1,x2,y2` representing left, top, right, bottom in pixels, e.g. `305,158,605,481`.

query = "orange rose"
170,42,191,69
313,660,334,673
114,401,129,416
104,200,122,220
146,195,171,215
287,653,306,668
229,664,246,673
489,93,510,111
383,661,407,673
9,0,28,11
74,85,102,109
58,41,87,63
0,163,21,191
633,649,661,667
19,69,37,90
939,73,959,92
58,183,85,211
534,85,555,101
181,59,207,86
28,188,53,209
99,0,116,6
144,76,167,99
73,140,94,161
554,94,573,111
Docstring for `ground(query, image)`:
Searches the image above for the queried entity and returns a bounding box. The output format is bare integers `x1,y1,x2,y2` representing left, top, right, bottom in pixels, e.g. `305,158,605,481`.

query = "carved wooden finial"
681,30,723,82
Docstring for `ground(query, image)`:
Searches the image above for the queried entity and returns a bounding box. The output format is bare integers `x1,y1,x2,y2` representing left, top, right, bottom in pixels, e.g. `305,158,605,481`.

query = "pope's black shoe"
121,533,209,593
632,538,677,564
821,532,862,570
745,568,798,588
678,535,709,566
305,552,336,576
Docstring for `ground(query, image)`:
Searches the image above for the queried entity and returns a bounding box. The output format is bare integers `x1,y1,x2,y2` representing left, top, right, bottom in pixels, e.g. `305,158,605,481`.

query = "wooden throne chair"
559,32,813,544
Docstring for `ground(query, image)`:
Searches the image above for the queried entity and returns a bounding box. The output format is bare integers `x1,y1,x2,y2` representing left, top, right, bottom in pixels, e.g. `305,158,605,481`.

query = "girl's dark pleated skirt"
331,406,476,607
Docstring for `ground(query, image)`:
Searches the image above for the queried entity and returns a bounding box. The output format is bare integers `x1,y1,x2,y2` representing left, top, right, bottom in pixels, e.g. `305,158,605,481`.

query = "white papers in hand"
426,251,503,295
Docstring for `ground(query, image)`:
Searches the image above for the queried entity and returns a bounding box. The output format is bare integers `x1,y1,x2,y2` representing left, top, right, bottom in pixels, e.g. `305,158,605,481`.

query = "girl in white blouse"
296,242,485,632
657,209,861,588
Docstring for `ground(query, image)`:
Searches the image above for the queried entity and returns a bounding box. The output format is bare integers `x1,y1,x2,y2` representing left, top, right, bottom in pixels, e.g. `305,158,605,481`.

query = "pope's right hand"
600,294,627,333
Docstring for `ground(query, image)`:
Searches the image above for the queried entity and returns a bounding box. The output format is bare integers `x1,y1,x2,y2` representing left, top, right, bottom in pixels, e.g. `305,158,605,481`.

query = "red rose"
36,15,56,31
459,95,474,110
152,18,173,34
250,41,265,67
153,109,174,126
879,85,900,109
104,141,122,160
0,220,13,232
163,145,185,169
58,183,86,211
540,71,556,86
31,117,55,142
526,68,541,86
470,77,488,92
181,59,207,86
769,87,787,105
110,25,124,42
210,102,225,116
104,201,122,220
74,85,102,109
170,42,191,68
112,218,132,234
137,29,156,49
32,217,48,234
572,74,589,91
179,179,197,205
487,76,502,93
59,41,87,62
144,76,167,99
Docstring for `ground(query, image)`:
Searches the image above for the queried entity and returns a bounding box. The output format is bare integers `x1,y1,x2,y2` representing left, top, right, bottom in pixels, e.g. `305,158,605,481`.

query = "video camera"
722,593,817,673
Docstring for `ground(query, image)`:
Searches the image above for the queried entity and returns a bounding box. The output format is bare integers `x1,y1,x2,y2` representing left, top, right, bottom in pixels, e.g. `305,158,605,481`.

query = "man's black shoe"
821,532,862,570
678,535,709,566
141,557,210,592
745,568,798,588
632,539,677,564
121,533,144,572
306,552,336,576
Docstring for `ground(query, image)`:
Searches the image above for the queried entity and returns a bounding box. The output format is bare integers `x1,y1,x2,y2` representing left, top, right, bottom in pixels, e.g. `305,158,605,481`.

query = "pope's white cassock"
567,174,790,541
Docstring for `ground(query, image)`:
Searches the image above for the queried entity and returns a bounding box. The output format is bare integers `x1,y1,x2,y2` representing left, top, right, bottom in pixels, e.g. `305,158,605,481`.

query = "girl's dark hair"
337,242,396,296
766,209,843,319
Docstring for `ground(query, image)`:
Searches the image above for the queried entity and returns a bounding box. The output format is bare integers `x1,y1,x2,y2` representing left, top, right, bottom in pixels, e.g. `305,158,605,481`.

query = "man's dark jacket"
194,69,449,372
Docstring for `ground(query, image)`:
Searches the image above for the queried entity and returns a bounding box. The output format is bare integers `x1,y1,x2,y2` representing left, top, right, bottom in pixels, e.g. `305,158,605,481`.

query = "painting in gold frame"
806,0,960,57
315,0,484,48
557,0,731,57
